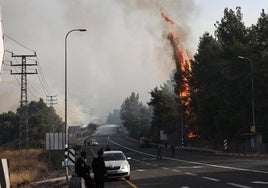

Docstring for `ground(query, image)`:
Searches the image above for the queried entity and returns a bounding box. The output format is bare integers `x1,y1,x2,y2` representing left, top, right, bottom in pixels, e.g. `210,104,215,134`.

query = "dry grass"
0,149,49,187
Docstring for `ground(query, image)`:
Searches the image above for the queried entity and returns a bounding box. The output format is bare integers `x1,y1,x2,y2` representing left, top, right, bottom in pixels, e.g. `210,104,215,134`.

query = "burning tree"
161,8,197,139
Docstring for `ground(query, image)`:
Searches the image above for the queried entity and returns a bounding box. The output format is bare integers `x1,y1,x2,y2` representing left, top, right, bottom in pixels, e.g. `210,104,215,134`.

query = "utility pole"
46,95,57,107
10,52,37,159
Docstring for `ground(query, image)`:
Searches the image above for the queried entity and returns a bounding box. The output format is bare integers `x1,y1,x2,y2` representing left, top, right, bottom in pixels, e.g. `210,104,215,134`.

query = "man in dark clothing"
156,145,162,160
171,144,175,156
75,151,94,188
92,148,106,188
105,144,111,151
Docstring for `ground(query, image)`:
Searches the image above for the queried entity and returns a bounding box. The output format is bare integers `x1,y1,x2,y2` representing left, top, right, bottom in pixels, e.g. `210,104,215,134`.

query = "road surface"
84,134,268,188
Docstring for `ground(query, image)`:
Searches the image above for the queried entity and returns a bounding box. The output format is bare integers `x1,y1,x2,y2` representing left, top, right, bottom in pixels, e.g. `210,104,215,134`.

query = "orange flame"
161,7,175,33
161,8,196,132
161,8,192,106
188,131,199,139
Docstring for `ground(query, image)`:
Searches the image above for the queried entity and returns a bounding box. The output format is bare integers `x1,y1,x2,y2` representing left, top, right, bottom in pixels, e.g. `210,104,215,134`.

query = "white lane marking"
162,167,169,170
141,158,154,160
227,183,251,188
146,163,151,165
108,136,268,174
193,166,204,169
153,164,158,167
136,169,145,172
176,166,204,169
171,169,181,173
202,177,221,182
181,187,190,188
251,181,268,184
185,172,197,176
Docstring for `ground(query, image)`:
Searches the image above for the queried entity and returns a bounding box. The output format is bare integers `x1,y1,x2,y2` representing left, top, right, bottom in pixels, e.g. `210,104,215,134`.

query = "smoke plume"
0,0,196,124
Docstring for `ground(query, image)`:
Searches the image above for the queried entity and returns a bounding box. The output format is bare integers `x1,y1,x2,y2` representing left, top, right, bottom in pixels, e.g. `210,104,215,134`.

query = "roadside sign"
61,148,75,167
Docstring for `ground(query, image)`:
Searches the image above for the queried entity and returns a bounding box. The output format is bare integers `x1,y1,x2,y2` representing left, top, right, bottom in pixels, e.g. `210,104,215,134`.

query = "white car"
87,139,98,146
103,151,131,180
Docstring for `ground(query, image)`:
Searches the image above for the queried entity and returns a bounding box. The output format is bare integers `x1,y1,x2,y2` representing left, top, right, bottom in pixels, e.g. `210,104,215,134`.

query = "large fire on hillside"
161,8,197,139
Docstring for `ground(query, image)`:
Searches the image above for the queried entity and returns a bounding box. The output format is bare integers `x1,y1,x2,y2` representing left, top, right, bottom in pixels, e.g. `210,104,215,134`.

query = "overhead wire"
2,34,62,115
1,34,80,120
3,33,54,100
25,56,52,97
36,56,52,95
23,57,49,98
3,33,35,53
2,55,41,102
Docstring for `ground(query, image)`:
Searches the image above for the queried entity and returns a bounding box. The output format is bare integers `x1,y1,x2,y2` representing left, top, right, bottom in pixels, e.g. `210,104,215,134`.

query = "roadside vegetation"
0,98,64,149
0,98,65,187
0,149,49,187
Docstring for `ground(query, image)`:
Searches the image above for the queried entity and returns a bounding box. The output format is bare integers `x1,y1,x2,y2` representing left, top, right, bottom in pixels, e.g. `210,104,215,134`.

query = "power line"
36,56,52,95
26,56,52,96
3,34,63,125
3,52,53,103
3,33,35,53
3,34,53,97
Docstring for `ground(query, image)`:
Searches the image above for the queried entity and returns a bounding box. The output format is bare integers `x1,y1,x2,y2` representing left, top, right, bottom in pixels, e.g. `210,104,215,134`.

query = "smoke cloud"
0,0,196,124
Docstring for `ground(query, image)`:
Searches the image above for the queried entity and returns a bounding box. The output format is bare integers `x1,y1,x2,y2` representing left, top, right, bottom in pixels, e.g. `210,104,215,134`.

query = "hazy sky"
0,0,267,125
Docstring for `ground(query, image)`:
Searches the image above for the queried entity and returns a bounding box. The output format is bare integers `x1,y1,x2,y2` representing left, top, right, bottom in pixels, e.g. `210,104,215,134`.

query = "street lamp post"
181,104,184,148
238,56,255,134
65,29,86,181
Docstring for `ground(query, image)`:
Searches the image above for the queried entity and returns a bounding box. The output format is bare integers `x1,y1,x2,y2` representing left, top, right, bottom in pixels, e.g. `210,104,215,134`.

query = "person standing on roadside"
105,144,111,151
156,144,162,160
92,148,106,188
171,144,175,156
75,151,94,188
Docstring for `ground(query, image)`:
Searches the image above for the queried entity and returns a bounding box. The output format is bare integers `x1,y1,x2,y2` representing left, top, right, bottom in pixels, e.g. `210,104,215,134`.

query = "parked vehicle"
103,151,131,180
88,139,98,146
139,137,153,148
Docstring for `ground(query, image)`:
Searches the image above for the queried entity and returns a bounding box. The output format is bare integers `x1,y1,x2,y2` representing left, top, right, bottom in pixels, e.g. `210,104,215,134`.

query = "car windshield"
103,152,126,161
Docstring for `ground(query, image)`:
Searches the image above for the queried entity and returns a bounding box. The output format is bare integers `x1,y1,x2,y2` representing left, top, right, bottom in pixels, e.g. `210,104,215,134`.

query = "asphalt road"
84,134,268,188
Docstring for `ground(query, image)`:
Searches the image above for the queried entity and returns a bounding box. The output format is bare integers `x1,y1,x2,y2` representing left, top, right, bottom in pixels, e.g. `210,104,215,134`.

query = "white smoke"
0,0,196,124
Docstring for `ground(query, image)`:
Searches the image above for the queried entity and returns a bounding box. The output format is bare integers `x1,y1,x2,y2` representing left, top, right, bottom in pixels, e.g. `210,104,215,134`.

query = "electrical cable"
2,34,63,118
3,33,35,53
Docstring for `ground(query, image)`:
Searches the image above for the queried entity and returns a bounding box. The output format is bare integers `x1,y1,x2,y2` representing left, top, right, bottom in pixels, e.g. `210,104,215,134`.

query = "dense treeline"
112,7,268,147
0,98,64,148
106,109,122,125
120,92,152,139
148,80,180,142
190,7,268,145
